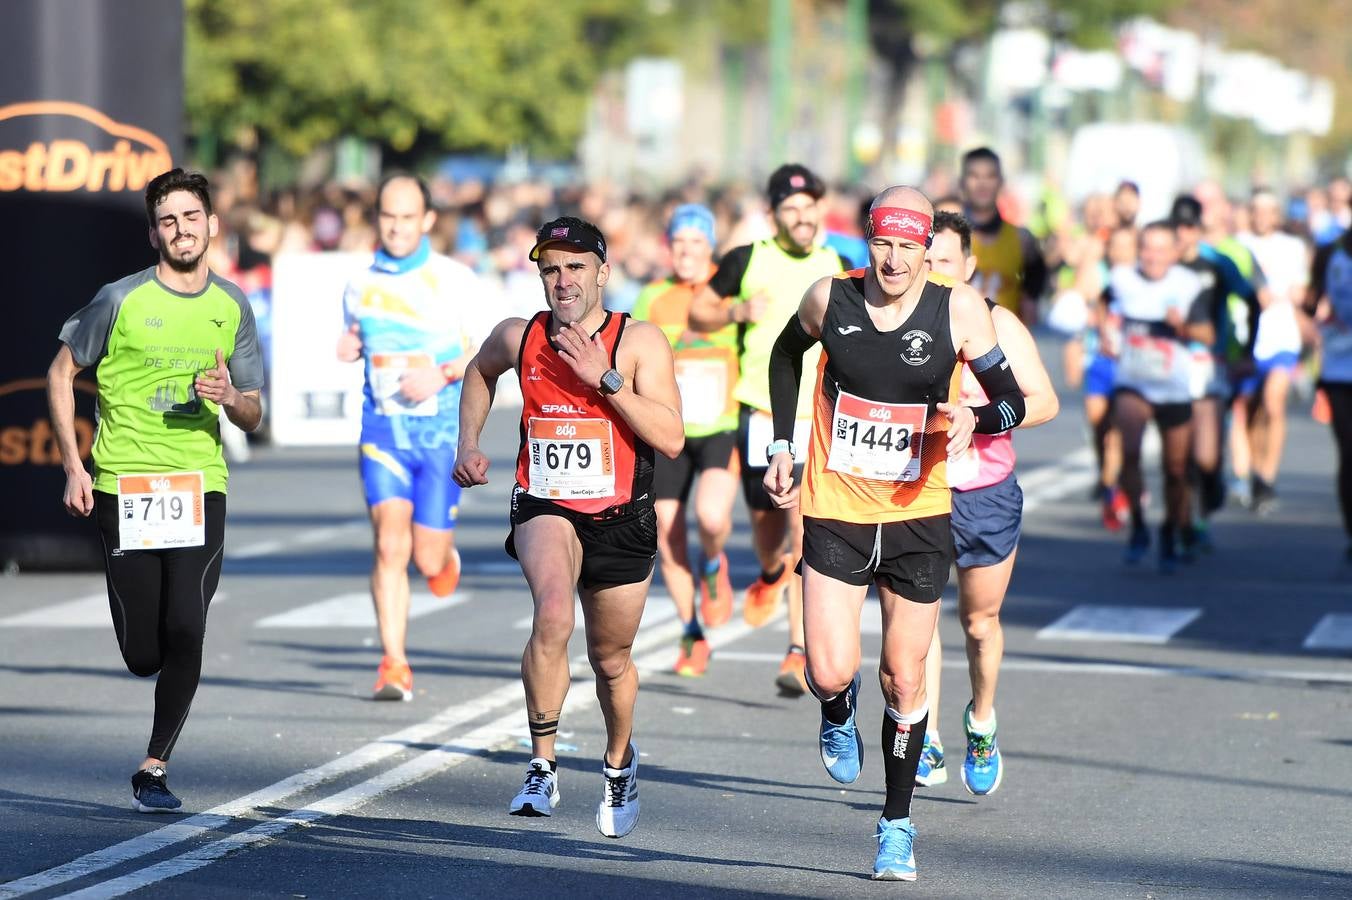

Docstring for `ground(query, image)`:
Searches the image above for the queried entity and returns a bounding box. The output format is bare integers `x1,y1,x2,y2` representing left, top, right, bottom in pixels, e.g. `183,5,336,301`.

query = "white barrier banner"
269,252,368,446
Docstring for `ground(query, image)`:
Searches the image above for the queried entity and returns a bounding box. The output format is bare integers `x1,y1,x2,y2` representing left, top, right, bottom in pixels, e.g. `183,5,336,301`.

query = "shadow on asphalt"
484,750,884,810
1012,748,1351,800
251,816,867,890
0,662,349,699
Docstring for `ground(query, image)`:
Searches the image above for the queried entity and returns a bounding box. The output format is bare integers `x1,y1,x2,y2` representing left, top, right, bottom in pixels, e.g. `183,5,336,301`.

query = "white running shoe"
509,758,560,817
595,743,640,838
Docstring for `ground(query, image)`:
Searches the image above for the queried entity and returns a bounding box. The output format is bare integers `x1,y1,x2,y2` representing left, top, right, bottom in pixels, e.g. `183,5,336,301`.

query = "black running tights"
94,491,226,761
1326,384,1352,539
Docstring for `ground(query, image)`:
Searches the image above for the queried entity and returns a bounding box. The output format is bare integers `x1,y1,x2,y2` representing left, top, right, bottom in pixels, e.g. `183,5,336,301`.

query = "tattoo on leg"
528,709,562,737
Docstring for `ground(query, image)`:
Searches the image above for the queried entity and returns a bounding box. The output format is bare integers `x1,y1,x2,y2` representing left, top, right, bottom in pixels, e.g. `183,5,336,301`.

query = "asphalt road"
2,369,1350,899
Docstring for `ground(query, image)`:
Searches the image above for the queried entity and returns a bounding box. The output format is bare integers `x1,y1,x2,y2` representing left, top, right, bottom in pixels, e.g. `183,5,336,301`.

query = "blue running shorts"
951,472,1023,569
359,443,461,530
1083,353,1116,399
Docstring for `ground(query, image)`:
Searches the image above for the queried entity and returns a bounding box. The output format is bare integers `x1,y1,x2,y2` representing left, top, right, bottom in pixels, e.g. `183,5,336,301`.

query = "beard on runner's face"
159,226,209,273
541,252,603,327
774,197,819,252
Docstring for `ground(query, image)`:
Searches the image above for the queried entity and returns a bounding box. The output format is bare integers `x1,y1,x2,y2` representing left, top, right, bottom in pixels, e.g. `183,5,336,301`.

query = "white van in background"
1064,123,1207,222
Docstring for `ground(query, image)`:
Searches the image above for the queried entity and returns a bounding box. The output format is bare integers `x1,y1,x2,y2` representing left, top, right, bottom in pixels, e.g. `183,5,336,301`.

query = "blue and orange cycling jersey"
342,237,481,451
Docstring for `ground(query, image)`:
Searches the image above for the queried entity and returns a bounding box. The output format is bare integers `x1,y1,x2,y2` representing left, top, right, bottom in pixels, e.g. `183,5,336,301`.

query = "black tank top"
819,272,957,414
801,272,961,523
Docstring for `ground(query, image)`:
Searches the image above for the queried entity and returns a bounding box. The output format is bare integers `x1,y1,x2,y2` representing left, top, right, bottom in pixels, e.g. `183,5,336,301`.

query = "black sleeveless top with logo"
802,271,961,524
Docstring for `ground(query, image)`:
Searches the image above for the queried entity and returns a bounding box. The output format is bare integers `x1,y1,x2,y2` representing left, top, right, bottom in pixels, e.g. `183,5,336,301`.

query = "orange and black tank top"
802,271,961,524
515,311,653,515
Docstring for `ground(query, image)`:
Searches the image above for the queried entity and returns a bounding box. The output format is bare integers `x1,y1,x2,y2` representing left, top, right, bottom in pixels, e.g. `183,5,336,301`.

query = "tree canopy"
185,0,703,157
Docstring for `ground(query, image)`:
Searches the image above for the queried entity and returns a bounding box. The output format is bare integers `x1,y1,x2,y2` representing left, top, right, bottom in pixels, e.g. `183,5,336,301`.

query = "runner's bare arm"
194,349,262,431
991,306,1059,428
692,283,757,329
46,344,93,516
565,319,684,459
950,283,999,360
455,318,526,487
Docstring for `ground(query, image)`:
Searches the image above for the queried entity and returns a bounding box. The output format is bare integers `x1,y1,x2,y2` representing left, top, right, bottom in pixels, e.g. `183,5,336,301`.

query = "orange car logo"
0,101,173,193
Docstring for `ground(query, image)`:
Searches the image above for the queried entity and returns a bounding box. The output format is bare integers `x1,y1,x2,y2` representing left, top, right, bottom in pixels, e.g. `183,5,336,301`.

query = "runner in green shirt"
47,168,263,814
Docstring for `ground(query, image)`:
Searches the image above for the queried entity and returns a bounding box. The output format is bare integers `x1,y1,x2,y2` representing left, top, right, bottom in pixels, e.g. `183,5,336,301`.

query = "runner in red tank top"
454,216,683,839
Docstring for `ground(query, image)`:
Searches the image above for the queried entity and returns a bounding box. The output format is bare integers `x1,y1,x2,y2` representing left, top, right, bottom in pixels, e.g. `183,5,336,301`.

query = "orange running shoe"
699,553,733,628
372,655,413,701
674,636,712,677
775,647,808,696
742,553,793,627
1313,388,1332,425
427,547,462,598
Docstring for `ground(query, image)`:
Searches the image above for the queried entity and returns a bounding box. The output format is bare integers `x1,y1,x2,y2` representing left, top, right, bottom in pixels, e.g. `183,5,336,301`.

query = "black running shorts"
801,513,954,603
506,486,657,590
653,430,737,501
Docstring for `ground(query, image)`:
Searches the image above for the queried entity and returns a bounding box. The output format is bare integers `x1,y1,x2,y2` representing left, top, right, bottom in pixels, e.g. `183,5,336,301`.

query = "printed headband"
867,207,933,246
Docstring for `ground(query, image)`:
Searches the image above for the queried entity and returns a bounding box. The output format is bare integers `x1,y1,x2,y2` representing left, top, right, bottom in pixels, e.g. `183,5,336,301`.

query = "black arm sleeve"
768,315,819,443
707,244,754,299
967,345,1026,434
1310,242,1337,315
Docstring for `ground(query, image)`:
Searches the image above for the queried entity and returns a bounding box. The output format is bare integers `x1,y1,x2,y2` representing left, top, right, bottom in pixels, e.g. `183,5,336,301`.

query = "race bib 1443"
825,391,927,482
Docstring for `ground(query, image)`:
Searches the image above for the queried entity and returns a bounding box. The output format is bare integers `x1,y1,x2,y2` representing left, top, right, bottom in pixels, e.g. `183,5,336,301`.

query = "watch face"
601,369,623,394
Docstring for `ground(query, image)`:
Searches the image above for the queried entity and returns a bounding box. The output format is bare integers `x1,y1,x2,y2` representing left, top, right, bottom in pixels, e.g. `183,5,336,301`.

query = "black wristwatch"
597,368,624,396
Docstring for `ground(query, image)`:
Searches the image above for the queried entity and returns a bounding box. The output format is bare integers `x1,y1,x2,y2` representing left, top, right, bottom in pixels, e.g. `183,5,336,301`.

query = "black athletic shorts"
737,404,803,512
1113,387,1193,430
653,430,737,501
801,513,954,603
506,486,656,590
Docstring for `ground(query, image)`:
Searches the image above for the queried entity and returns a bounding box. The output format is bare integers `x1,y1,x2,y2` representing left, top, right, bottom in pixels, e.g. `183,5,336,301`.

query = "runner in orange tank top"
454,216,683,839
762,186,1027,882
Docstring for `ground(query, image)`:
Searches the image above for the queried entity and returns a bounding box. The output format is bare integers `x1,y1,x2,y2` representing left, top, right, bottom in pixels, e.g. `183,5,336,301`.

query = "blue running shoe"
872,817,918,881
914,733,947,786
818,672,862,784
961,702,1002,796
1123,525,1150,565
130,765,182,813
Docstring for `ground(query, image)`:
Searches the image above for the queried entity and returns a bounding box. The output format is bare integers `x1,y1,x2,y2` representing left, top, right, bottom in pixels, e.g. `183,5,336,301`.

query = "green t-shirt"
58,267,265,493
708,239,842,415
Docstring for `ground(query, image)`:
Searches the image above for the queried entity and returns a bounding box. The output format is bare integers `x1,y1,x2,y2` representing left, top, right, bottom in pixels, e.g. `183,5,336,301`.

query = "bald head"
864,185,933,299
870,185,933,218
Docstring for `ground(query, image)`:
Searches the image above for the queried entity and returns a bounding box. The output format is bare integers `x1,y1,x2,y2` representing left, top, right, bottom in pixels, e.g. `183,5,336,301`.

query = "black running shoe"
131,765,182,813
1252,477,1278,516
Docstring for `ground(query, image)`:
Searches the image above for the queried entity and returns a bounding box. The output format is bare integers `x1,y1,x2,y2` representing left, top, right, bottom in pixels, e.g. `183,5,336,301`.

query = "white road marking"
254,592,469,629
227,518,367,559
710,651,1352,685
0,602,781,898
0,593,229,628
1302,613,1352,651
1036,605,1202,644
